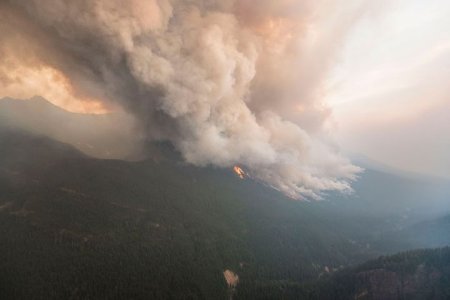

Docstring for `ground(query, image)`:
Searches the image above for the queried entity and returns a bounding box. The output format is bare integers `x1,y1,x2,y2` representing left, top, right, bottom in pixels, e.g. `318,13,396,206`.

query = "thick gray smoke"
0,0,366,199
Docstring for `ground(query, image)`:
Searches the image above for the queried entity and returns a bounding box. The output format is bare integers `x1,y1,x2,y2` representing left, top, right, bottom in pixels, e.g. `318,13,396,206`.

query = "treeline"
1,131,448,299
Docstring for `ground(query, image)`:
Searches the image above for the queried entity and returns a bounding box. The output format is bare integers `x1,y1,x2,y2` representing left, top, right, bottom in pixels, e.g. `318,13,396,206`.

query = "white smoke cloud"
0,0,366,199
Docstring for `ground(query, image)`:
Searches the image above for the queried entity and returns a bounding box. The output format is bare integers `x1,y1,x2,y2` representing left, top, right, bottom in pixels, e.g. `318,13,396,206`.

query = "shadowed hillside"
0,97,139,159
0,126,448,299
305,247,450,300
0,128,371,299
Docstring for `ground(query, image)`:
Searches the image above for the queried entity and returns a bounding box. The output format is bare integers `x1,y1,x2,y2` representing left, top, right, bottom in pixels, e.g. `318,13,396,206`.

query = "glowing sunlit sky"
0,0,449,183
326,0,450,178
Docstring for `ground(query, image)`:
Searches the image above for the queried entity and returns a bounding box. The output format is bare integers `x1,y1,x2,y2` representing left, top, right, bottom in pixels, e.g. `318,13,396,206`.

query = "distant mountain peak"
0,96,140,160
1,95,64,112
29,95,49,102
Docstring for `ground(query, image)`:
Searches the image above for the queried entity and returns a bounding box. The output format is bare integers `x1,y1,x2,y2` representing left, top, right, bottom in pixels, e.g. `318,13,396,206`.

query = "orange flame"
233,166,246,179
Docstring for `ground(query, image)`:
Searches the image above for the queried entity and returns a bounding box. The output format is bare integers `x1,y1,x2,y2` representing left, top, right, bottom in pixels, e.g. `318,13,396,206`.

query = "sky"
0,0,448,199
326,0,450,178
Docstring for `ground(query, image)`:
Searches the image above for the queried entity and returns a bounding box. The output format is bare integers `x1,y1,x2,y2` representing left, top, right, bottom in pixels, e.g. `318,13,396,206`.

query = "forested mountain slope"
306,247,450,300
0,125,448,299
0,129,371,299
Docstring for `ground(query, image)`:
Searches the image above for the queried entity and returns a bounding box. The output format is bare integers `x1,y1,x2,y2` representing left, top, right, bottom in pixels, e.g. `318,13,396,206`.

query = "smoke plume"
0,0,365,199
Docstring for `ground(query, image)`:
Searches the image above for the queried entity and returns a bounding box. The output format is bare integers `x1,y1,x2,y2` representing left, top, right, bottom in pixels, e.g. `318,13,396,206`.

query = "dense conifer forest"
0,129,449,299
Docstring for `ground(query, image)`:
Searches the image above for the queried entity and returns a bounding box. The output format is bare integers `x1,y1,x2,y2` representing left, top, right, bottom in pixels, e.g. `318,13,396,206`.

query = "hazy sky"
0,0,448,197
327,0,450,178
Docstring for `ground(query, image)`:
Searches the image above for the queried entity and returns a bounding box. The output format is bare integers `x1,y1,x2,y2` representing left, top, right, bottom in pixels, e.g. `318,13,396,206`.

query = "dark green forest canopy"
0,129,449,299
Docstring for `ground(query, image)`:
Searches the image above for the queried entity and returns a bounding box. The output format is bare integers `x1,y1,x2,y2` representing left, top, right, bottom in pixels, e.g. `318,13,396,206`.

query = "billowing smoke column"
0,0,363,199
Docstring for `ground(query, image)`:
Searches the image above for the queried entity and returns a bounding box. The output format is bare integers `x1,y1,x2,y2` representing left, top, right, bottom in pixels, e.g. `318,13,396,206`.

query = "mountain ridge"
0,100,449,299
